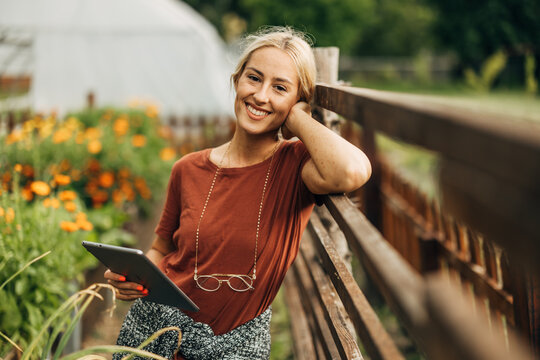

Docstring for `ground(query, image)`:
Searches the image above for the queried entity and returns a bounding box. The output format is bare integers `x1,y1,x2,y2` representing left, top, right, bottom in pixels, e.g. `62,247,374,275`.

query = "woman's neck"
226,131,280,167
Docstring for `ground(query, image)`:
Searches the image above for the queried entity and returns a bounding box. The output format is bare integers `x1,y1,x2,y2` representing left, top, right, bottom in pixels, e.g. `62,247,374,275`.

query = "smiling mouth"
246,103,271,117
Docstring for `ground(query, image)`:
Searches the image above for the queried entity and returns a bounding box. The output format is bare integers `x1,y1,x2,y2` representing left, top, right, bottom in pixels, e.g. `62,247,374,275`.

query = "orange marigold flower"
30,181,51,196
113,117,129,137
64,201,77,212
92,190,109,206
87,159,101,173
22,165,34,178
53,128,72,144
112,189,124,203
5,208,15,223
6,130,23,145
54,174,71,186
70,169,82,181
0,207,4,217
78,220,93,231
51,198,60,209
87,139,102,154
22,187,34,201
118,168,131,179
98,172,115,188
59,190,77,201
159,147,176,161
14,164,22,172
85,127,102,140
60,221,79,232
131,134,146,147
43,198,52,208
75,212,87,222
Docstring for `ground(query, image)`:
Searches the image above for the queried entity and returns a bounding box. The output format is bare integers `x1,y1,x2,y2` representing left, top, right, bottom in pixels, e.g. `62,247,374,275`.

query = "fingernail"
119,276,126,282
143,289,149,295
136,285,143,291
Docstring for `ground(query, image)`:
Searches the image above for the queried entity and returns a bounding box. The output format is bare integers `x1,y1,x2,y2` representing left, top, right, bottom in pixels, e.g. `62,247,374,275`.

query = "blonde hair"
231,27,317,103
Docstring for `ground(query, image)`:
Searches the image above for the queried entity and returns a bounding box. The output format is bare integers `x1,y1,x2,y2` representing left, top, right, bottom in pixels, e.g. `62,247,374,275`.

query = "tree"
182,0,374,55
426,0,540,68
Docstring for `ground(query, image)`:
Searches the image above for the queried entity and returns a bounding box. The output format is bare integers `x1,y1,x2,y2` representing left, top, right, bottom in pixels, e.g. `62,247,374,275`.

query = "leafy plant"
1,252,181,360
464,50,508,92
525,51,538,95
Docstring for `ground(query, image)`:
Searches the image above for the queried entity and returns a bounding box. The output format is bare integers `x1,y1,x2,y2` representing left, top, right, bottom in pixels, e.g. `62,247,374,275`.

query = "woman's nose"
253,85,270,104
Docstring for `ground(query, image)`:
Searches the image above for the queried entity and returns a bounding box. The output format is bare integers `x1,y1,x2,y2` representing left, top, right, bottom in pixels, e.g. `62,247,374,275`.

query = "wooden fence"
283,81,540,359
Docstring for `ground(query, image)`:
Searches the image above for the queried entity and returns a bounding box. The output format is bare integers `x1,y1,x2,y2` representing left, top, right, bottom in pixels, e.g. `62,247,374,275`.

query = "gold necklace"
194,141,280,292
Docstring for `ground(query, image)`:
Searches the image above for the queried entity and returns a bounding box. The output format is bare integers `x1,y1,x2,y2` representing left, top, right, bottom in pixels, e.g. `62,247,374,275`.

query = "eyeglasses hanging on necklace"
193,141,281,292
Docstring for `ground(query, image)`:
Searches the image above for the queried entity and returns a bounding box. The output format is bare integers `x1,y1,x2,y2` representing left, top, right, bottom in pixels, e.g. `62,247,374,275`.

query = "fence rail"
284,80,539,359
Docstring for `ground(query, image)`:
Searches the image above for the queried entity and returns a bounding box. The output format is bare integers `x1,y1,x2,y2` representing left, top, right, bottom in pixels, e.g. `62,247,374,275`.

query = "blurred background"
0,0,539,359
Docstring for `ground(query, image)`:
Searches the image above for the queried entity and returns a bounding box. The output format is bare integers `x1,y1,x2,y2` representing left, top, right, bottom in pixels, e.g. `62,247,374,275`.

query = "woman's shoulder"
171,148,211,173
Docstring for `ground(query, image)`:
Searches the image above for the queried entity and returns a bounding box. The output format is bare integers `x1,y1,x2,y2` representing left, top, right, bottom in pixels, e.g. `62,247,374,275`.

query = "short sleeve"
154,160,182,241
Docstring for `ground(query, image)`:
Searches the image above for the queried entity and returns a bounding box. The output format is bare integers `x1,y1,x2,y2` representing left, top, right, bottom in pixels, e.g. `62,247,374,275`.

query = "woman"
105,27,371,359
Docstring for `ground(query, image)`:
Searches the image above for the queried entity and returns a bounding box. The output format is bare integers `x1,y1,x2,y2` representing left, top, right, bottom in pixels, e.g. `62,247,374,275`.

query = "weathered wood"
321,194,428,345
292,249,342,359
300,231,364,360
439,156,540,272
308,211,404,360
283,273,318,360
424,274,532,360
314,84,540,272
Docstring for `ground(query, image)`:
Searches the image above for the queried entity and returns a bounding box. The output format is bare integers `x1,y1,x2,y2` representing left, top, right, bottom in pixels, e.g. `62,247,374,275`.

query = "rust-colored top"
155,140,315,335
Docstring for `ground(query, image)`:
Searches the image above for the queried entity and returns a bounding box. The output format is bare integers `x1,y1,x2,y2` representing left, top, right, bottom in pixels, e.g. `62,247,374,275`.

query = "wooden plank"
300,231,364,360
314,84,540,194
439,156,540,272
292,249,342,359
283,273,318,360
435,242,515,323
322,194,428,346
308,211,404,360
424,273,532,360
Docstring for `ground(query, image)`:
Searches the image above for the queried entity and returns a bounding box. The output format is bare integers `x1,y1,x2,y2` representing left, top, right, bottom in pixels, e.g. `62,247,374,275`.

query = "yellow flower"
145,104,159,118
131,134,146,147
60,221,79,232
159,147,176,161
65,117,81,131
53,128,72,144
39,122,54,139
30,181,51,196
87,139,102,154
54,174,71,186
5,208,15,223
14,164,22,172
59,190,77,201
0,207,4,217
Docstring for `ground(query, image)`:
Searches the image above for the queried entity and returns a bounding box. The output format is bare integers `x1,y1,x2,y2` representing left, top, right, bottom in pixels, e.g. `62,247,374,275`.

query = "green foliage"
525,51,538,95
0,105,176,357
426,0,540,81
464,50,508,92
184,0,375,54
353,0,436,56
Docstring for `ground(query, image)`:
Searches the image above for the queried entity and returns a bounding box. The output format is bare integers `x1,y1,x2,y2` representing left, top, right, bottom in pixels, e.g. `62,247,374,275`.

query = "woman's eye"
247,75,260,82
275,85,287,92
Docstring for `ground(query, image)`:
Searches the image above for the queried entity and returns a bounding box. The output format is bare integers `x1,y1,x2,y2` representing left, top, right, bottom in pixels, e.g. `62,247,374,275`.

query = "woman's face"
234,47,300,136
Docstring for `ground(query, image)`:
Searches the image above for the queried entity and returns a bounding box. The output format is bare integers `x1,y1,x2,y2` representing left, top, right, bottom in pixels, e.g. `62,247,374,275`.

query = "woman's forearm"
147,236,175,265
285,103,372,194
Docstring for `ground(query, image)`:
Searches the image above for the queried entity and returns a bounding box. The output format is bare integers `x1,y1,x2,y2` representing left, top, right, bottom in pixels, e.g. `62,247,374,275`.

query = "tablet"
82,241,199,312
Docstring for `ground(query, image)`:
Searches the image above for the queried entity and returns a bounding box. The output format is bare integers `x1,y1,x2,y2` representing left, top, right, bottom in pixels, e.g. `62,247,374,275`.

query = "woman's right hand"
104,269,148,301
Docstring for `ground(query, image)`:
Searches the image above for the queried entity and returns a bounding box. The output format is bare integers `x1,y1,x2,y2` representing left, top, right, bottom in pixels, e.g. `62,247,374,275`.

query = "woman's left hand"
282,101,311,139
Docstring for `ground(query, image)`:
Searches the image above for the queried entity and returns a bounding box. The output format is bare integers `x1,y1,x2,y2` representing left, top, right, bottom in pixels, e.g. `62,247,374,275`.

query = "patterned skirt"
113,299,272,360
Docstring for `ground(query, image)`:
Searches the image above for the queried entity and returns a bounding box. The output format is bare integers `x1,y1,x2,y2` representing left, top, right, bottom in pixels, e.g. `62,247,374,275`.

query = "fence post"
511,266,540,357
